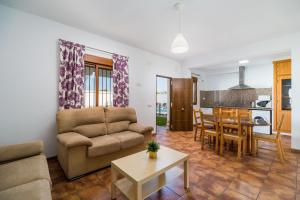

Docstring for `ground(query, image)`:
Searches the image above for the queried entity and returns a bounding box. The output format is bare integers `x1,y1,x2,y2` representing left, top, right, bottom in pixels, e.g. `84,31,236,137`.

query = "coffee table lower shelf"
114,167,183,200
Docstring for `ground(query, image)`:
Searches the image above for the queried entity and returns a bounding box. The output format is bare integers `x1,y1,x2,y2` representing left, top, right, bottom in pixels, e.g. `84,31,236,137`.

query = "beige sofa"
56,107,153,179
0,141,52,200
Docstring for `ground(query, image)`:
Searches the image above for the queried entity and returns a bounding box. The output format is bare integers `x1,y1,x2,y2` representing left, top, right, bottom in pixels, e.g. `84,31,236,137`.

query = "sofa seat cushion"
110,131,144,149
0,155,51,191
0,179,51,200
73,123,107,137
88,135,121,157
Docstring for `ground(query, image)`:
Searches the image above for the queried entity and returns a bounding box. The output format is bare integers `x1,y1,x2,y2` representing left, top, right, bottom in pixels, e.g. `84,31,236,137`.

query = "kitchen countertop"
201,106,272,111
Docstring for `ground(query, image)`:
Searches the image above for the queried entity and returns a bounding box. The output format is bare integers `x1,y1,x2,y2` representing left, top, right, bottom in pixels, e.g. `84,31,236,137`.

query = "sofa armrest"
129,123,154,134
57,132,92,149
0,140,44,163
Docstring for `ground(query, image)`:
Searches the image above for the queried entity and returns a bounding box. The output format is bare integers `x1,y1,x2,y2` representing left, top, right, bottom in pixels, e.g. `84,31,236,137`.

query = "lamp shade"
171,33,189,54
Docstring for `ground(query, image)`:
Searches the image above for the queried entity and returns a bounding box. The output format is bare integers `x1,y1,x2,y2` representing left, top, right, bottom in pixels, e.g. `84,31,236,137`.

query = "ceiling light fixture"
171,2,189,54
239,60,249,64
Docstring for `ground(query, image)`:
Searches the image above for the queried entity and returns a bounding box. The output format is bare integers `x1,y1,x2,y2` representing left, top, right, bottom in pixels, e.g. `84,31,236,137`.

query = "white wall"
291,46,300,149
202,63,273,91
0,5,190,157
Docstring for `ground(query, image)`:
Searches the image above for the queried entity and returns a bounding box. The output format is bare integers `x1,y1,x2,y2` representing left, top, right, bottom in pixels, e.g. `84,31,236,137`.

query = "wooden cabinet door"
276,75,291,132
274,59,291,133
170,78,193,131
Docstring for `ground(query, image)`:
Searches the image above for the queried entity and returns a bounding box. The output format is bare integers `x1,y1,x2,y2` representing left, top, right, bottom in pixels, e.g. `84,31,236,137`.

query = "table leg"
249,126,253,154
136,182,142,200
184,159,189,190
111,167,117,200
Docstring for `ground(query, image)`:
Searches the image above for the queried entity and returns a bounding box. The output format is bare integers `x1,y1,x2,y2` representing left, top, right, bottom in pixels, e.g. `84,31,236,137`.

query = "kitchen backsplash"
200,88,272,108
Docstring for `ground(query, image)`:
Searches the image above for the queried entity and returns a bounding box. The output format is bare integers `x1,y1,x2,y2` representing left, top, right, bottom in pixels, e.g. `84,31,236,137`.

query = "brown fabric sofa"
56,107,153,179
0,141,52,200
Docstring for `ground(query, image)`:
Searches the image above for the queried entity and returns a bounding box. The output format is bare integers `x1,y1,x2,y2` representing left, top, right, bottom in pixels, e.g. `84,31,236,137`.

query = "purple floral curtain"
58,39,85,110
112,54,129,107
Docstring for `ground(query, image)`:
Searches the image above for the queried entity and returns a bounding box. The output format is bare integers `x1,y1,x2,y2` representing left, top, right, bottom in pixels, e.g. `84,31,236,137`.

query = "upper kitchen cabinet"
273,59,291,133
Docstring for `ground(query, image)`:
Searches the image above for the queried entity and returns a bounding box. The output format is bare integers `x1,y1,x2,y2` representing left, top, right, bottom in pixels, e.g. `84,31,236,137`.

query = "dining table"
202,114,272,154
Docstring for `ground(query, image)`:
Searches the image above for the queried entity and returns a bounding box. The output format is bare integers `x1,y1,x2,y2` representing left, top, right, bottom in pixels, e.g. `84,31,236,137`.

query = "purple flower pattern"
58,39,85,110
112,54,129,107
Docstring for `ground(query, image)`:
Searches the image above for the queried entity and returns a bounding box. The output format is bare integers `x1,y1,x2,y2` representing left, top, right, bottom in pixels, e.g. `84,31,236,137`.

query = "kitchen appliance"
229,66,254,90
255,95,272,108
251,108,272,134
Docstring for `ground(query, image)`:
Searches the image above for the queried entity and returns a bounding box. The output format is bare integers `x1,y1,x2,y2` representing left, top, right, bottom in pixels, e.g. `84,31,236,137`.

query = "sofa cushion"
73,123,107,137
110,131,144,149
88,135,121,157
0,155,51,191
107,121,130,134
57,107,105,134
105,107,137,123
0,140,43,163
0,179,51,200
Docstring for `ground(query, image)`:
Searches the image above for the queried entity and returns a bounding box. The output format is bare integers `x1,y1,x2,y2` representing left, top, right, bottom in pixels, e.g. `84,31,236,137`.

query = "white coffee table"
111,146,189,200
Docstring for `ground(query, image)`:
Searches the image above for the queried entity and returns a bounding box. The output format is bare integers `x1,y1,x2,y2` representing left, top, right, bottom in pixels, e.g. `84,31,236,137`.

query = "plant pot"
149,151,157,159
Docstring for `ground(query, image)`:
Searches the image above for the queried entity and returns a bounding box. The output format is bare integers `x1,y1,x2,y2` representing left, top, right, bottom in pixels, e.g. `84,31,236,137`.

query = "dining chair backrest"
193,108,201,125
200,111,218,131
213,108,221,122
220,110,241,135
238,110,252,121
220,110,236,122
276,114,285,140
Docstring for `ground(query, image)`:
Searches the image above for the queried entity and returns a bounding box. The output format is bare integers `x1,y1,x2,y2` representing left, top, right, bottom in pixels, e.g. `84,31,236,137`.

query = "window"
84,54,113,107
192,76,198,105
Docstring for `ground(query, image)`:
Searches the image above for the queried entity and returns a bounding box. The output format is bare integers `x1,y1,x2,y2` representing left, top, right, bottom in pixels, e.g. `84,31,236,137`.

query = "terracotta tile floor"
49,131,300,200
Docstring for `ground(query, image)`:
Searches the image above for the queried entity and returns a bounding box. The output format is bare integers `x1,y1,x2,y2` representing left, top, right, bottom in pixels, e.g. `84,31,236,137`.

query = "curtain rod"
85,45,114,56
85,45,128,58
59,38,127,58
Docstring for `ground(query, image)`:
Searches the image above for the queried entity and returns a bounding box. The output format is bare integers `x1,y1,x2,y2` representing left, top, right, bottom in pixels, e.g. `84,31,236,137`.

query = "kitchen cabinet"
273,59,291,133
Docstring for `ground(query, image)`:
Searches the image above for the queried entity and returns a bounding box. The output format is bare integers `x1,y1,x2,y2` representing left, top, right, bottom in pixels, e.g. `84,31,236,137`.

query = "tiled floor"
49,130,300,200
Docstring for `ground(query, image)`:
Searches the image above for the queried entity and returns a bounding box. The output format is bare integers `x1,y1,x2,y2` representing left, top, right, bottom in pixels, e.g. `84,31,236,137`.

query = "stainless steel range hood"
229,66,254,90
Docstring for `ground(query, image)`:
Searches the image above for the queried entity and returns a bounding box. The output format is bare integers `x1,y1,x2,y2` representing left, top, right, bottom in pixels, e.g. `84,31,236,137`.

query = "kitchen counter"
200,106,272,111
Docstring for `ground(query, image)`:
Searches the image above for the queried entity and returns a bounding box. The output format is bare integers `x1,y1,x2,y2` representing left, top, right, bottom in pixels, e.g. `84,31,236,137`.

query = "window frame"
192,76,198,105
84,54,113,107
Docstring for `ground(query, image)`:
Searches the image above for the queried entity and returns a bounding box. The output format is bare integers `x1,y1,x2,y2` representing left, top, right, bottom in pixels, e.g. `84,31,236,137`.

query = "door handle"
181,107,185,111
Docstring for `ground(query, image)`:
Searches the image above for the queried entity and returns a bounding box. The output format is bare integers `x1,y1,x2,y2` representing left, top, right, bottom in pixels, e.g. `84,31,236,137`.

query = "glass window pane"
98,67,113,107
84,66,96,107
282,79,291,110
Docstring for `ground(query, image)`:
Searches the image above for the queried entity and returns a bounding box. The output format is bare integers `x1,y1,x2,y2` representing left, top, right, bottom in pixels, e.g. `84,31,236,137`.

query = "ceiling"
1,0,300,63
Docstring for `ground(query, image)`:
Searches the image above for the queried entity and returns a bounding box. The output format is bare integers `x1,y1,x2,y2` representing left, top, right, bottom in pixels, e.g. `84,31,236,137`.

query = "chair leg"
252,138,256,156
194,127,198,141
215,135,219,153
276,141,284,162
220,135,224,156
237,139,242,161
255,140,258,154
201,132,205,150
279,139,286,160
242,138,247,155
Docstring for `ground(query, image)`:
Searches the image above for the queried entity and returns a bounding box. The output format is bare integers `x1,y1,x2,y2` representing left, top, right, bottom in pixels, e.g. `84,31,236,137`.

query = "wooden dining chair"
238,110,252,152
193,108,202,141
252,115,285,162
220,110,247,160
199,111,219,152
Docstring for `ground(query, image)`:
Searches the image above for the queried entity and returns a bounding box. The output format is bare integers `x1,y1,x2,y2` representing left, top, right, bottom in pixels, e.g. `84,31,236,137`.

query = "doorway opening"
156,75,171,134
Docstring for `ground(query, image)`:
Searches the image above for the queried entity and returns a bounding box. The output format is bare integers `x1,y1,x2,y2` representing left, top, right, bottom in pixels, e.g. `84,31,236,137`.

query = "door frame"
155,75,172,133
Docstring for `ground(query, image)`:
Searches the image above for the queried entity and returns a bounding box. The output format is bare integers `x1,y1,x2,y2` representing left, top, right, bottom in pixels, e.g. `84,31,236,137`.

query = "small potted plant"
146,140,160,159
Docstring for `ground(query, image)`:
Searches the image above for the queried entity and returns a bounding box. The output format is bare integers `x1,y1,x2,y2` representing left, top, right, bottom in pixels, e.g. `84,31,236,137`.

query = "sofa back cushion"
105,107,137,134
56,107,106,136
105,107,137,123
73,123,107,137
107,121,130,134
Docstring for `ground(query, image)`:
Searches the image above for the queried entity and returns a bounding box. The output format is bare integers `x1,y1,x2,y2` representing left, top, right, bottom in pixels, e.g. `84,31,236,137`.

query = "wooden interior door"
274,59,291,133
170,78,193,131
